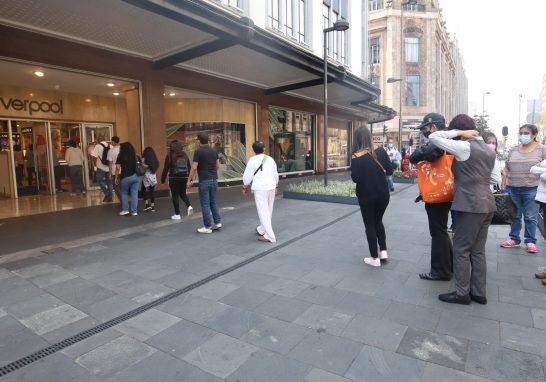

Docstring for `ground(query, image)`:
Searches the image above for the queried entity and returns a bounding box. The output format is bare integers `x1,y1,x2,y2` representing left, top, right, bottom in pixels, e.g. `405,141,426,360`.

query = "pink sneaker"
379,251,388,260
501,240,520,248
526,243,537,253
364,257,381,267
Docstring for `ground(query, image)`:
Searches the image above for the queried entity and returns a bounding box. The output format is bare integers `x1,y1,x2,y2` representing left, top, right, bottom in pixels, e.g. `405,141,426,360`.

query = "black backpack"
171,155,188,176
100,143,110,166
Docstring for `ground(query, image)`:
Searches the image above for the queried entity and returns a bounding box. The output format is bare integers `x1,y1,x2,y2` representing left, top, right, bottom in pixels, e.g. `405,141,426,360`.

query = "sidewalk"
1,183,546,382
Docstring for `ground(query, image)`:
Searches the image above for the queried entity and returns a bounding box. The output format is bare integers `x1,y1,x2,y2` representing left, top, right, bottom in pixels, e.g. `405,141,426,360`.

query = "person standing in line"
501,124,546,253
115,142,140,216
25,144,35,186
482,132,502,192
430,114,501,305
351,126,393,267
141,147,159,212
65,140,86,195
242,141,279,242
161,140,193,220
13,145,24,186
409,113,453,281
530,159,546,285
108,137,122,207
187,132,221,234
384,138,400,192
92,136,113,203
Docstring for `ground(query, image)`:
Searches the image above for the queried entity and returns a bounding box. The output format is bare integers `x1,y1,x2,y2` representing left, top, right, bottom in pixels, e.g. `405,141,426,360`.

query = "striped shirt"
506,143,546,187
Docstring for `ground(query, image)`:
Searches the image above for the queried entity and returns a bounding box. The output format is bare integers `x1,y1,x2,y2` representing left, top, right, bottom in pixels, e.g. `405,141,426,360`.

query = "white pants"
254,189,276,242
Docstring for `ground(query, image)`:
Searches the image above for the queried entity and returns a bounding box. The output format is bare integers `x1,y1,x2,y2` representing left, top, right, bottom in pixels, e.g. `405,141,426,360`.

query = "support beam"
264,78,334,95
350,94,378,109
153,39,236,70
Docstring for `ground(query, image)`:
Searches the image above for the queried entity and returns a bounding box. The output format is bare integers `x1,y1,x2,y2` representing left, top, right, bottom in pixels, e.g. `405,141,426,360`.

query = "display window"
269,107,315,173
327,119,351,168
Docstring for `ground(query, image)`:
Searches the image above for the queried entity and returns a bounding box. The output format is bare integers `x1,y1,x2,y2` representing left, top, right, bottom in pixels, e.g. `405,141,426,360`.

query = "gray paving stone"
473,300,534,327
487,273,523,289
61,328,124,359
132,285,176,304
0,329,50,363
341,315,407,351
499,287,546,309
0,314,26,340
0,352,88,382
68,372,104,382
27,269,77,288
1,257,45,272
80,295,141,322
420,290,475,315
114,260,179,280
268,264,311,280
161,297,229,324
288,332,362,376
531,308,546,329
75,335,156,379
113,351,195,382
240,259,283,275
345,345,426,382
521,276,546,292
155,293,198,314
42,277,95,297
0,275,29,292
12,263,59,279
0,284,46,308
201,307,267,338
221,271,279,290
365,268,412,285
109,277,163,299
421,363,497,382
219,287,273,310
42,316,102,344
334,292,392,318
226,348,313,382
397,327,469,370
293,304,355,336
241,318,311,355
465,341,545,382
375,282,427,305
188,280,241,301
182,333,259,379
182,369,224,382
0,268,13,280
298,270,345,287
3,293,64,320
59,285,117,309
403,273,453,293
261,278,310,298
302,368,354,382
253,294,312,322
436,311,499,345
20,305,88,335
295,285,348,307
115,309,181,341
209,253,247,266
90,270,137,289
500,322,546,357
331,262,373,278
333,276,380,296
382,301,442,331
71,263,119,280
145,319,217,359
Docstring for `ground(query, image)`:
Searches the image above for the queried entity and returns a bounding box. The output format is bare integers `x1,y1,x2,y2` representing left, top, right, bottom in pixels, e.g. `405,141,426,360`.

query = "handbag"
135,155,146,176
491,191,517,225
416,152,455,204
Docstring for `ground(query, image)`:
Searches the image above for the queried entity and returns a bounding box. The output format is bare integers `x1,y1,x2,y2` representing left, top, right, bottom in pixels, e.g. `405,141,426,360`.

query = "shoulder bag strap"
254,155,267,176
364,150,386,174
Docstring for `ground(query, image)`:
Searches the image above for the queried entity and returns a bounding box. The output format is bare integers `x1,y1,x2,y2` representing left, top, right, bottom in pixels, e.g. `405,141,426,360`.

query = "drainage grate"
41,247,68,255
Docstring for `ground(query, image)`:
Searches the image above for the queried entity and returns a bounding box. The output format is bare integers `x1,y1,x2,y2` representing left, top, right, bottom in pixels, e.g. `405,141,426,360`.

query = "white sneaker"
379,251,388,260
364,257,381,267
198,227,212,234
213,223,222,230
120,211,129,216
131,212,138,216
188,206,194,218
171,214,181,220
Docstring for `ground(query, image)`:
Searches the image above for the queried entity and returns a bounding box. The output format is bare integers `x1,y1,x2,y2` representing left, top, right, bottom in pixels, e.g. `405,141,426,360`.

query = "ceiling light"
34,71,45,77
169,92,176,96
106,82,116,87
112,92,120,96
17,124,19,127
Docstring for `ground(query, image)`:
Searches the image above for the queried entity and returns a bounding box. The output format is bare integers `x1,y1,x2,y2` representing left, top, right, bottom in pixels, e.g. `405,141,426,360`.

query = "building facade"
366,0,468,147
541,73,546,111
0,0,395,208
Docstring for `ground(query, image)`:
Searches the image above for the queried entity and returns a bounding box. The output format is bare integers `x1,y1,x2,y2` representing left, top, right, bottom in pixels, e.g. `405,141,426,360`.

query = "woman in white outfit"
242,141,279,242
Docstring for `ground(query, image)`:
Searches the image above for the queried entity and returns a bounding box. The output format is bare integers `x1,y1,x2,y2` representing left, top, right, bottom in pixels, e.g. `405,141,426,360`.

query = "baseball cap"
415,113,445,130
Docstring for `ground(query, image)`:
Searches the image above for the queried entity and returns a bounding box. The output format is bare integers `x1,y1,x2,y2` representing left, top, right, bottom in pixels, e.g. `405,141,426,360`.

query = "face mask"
388,144,393,148
486,143,496,151
519,135,532,145
423,131,431,138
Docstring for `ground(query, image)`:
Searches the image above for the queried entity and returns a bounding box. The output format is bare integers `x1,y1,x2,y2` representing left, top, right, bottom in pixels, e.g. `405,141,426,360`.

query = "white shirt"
429,130,502,186
91,142,112,172
530,159,546,203
243,154,279,191
384,147,400,162
107,145,120,176
65,147,85,167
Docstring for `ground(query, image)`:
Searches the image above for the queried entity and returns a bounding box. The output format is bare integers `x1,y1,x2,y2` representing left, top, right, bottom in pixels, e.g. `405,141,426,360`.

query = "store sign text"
0,98,63,116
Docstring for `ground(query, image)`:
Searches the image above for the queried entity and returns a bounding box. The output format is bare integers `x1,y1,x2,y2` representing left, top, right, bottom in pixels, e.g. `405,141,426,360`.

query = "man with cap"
409,113,453,281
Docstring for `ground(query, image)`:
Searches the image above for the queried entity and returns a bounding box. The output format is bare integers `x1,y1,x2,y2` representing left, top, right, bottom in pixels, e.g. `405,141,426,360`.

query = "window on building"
370,38,380,64
298,0,305,43
406,75,420,106
405,37,420,62
226,0,242,8
268,0,280,29
368,0,384,11
332,10,339,60
285,0,293,36
371,76,380,89
323,2,330,54
327,119,351,168
404,3,418,11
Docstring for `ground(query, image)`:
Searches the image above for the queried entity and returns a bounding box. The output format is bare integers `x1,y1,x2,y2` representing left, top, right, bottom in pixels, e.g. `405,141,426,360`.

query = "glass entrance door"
50,122,82,194
83,124,113,190
33,122,53,195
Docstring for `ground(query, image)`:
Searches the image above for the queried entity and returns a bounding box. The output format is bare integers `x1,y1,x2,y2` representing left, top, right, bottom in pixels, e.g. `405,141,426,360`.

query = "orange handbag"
416,153,455,204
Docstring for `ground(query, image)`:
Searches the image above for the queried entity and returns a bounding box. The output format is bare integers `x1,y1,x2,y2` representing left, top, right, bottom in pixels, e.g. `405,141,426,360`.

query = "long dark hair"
169,140,189,164
142,147,159,173
352,126,376,158
120,142,135,161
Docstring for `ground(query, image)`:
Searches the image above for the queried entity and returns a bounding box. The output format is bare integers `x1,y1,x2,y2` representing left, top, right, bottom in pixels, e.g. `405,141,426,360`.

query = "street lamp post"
482,92,490,119
323,19,349,187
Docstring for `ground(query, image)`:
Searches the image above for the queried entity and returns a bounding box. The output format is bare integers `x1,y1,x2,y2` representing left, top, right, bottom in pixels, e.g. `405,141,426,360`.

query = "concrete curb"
283,191,359,205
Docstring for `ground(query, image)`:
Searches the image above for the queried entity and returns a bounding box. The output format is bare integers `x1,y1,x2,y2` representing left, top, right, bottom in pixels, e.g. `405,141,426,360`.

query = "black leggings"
169,177,191,215
358,192,390,258
141,183,155,204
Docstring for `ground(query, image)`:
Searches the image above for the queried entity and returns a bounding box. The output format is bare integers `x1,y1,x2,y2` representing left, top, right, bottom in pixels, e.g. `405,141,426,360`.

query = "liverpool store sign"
0,98,63,115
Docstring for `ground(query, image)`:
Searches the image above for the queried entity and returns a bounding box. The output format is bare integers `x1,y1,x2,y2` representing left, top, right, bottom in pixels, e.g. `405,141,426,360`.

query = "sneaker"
150,207,155,212
198,227,212,234
213,223,222,230
379,250,388,260
120,211,129,216
143,205,152,211
526,243,537,253
131,212,138,216
188,206,194,218
70,193,77,196
439,292,471,305
82,191,86,195
390,188,394,192
501,239,520,248
171,214,181,220
364,257,381,267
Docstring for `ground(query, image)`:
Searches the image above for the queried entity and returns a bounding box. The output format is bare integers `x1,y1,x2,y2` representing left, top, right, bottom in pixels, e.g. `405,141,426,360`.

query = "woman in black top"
115,142,140,216
161,140,193,220
351,126,393,267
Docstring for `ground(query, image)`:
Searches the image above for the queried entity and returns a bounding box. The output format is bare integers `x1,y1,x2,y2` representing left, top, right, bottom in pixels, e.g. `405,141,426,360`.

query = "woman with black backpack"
161,140,193,220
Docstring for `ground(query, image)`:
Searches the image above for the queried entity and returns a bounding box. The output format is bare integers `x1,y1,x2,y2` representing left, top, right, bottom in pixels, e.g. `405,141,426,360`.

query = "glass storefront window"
166,122,246,180
269,107,315,173
327,123,350,168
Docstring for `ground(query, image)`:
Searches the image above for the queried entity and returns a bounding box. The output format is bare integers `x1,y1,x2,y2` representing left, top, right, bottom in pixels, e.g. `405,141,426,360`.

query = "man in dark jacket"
410,113,453,281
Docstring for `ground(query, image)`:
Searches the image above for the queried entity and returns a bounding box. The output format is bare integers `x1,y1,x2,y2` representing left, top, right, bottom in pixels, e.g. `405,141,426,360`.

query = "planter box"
283,191,358,205
393,178,417,184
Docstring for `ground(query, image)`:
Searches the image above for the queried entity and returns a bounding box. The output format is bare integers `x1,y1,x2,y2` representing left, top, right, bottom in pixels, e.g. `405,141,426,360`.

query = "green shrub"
287,180,356,197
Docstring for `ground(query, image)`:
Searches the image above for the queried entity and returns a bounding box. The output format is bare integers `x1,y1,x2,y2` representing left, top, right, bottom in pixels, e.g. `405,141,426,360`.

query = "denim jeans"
387,175,394,188
121,173,140,213
508,186,539,244
96,168,112,196
69,165,86,193
451,210,457,229
198,179,221,228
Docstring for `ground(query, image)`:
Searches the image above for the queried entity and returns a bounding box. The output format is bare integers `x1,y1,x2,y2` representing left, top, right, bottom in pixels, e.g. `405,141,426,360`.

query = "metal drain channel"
0,186,413,376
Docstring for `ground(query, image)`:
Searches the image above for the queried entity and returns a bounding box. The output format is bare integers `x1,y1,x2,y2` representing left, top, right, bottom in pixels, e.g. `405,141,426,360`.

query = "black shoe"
470,293,487,305
143,205,152,212
390,188,395,192
102,195,109,202
419,273,451,281
438,292,471,305
150,207,155,212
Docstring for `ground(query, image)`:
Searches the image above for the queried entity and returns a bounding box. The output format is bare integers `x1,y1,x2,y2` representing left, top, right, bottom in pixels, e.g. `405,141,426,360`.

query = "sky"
440,0,546,142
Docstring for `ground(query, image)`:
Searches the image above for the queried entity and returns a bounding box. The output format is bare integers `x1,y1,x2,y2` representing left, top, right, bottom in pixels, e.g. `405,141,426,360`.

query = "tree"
536,110,546,144
475,117,492,135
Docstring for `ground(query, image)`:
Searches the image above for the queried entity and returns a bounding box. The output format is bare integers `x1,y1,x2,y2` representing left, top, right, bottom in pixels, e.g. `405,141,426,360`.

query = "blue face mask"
519,135,532,145
388,144,393,148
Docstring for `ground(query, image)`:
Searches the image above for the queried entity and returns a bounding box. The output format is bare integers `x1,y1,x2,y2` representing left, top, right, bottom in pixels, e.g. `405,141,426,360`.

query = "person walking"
242,141,279,242
13,145,24,186
384,138,400,192
107,136,122,206
410,113,453,281
351,126,393,267
115,142,140,216
187,132,221,233
162,141,193,220
92,137,113,202
430,114,501,305
65,140,86,195
530,158,546,286
141,147,159,212
501,124,546,253
25,144,35,186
